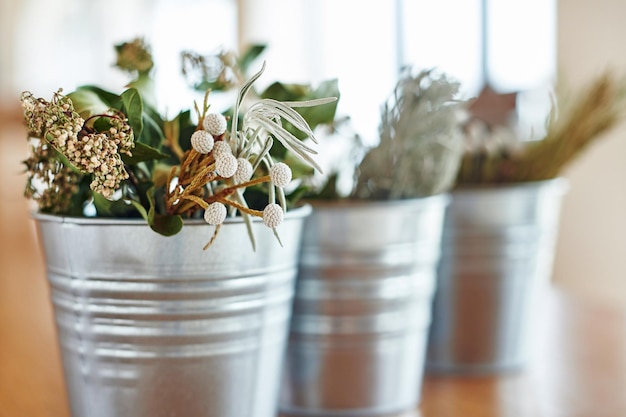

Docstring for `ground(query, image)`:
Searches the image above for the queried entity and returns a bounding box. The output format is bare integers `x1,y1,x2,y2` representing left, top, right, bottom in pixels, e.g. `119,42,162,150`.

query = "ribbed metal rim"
32,203,312,226
301,193,450,210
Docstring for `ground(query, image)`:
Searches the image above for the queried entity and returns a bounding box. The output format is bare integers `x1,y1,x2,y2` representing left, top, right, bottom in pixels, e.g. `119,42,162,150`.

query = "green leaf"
283,151,315,179
121,142,169,165
67,177,91,217
139,112,165,149
67,89,111,119
130,200,149,221
261,82,306,101
127,73,157,108
144,185,183,236
93,116,113,133
193,79,232,93
92,192,137,217
160,110,196,164
238,44,266,75
260,80,339,158
48,142,83,174
177,110,196,150
150,214,184,237
121,88,144,139
296,79,340,130
73,85,122,109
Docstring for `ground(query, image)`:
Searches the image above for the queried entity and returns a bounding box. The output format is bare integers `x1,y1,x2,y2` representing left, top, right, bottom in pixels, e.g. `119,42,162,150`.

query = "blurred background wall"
0,0,624,308
554,0,626,309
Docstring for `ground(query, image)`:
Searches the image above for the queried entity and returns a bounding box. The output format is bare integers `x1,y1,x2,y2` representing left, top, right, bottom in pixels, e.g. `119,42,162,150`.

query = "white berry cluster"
198,133,289,229
21,90,84,143
23,139,81,213
108,116,134,154
191,113,228,155
75,133,129,198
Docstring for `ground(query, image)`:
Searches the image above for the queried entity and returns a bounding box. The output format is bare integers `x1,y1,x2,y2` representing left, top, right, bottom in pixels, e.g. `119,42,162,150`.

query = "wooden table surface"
2,125,626,417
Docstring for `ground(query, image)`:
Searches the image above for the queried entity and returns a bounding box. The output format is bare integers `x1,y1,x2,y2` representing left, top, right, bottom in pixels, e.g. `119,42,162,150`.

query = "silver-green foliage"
354,68,466,199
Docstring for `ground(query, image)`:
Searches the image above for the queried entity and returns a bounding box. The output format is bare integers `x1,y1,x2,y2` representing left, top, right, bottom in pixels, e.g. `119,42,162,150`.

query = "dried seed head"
203,113,227,136
212,141,232,156
269,162,292,188
263,203,284,228
190,130,214,154
215,152,238,178
233,158,253,184
204,202,227,225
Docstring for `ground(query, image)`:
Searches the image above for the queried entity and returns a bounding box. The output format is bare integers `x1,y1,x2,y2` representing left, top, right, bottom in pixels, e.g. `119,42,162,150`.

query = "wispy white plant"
354,68,467,199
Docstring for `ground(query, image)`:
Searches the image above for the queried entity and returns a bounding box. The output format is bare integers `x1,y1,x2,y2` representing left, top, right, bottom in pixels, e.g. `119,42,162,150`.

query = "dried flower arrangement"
21,39,336,249
310,67,468,201
456,71,626,185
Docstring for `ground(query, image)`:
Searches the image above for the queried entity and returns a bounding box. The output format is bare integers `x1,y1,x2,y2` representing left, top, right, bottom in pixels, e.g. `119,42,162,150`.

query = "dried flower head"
233,158,253,184
269,163,292,188
203,113,227,137
262,203,284,228
204,202,227,225
214,152,238,178
190,130,214,154
212,141,232,156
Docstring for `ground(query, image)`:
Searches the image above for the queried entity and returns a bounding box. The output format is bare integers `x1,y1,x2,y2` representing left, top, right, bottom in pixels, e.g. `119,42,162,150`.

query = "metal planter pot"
426,178,568,373
34,206,311,417
280,196,448,417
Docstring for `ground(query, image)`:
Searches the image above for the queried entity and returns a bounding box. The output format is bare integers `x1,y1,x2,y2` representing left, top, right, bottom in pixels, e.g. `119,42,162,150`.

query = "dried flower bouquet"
21,40,335,249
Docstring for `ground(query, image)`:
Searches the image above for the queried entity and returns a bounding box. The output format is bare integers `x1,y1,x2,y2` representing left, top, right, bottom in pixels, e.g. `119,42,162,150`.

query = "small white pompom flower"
215,152,238,178
263,203,284,228
269,162,292,188
203,113,227,136
233,158,253,184
190,130,214,154
212,141,232,156
204,202,227,225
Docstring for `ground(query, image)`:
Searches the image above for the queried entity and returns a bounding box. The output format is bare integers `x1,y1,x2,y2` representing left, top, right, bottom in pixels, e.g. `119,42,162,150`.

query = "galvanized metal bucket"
34,205,311,417
426,178,568,373
279,196,449,417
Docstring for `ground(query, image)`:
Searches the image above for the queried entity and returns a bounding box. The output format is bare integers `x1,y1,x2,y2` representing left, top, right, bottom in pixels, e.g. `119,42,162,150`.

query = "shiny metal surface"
427,179,568,373
280,196,448,417
34,206,311,417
